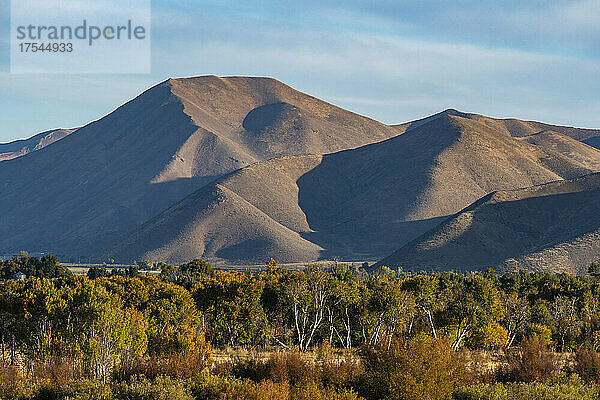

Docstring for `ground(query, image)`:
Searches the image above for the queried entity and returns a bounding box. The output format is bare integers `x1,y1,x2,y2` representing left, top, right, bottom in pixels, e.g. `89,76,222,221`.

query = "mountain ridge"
0,76,399,258
0,128,77,161
374,173,600,274
2,75,600,272
394,109,600,148
107,112,600,265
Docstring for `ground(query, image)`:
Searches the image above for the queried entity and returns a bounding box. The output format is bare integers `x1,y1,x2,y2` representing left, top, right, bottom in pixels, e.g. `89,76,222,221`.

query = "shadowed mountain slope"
0,76,399,257
112,114,600,265
0,128,76,161
112,156,325,264
375,173,600,274
3,76,600,267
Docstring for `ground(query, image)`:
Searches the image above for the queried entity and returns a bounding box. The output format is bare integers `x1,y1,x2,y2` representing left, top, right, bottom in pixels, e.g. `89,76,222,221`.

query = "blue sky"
1,0,599,142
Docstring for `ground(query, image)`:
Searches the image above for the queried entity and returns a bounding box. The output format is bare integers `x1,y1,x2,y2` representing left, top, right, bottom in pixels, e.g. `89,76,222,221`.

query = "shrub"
31,359,81,387
190,372,232,400
221,355,271,382
219,351,362,391
503,335,559,382
0,380,37,400
267,352,317,386
293,381,362,400
316,340,331,362
319,352,363,389
219,379,292,400
0,379,109,400
358,337,461,400
574,345,600,383
113,375,193,400
0,363,20,387
207,379,362,400
453,381,600,400
113,349,211,382
214,352,315,385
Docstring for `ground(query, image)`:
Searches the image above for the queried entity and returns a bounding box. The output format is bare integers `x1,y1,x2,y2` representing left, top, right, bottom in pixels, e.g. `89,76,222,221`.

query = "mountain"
0,128,76,161
519,130,600,171
374,173,600,274
3,76,600,268
0,76,399,257
111,113,600,265
394,109,600,150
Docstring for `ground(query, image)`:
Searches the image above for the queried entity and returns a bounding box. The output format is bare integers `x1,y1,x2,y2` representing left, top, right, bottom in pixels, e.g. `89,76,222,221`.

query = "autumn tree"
445,273,502,350
359,277,415,348
326,267,361,349
551,295,581,352
193,271,268,347
402,275,441,338
281,267,331,351
144,278,204,355
501,291,531,349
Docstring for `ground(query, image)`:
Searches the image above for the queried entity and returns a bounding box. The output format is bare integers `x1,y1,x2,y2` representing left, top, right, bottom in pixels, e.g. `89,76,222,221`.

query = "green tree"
87,266,109,279
445,273,502,350
144,278,203,355
0,253,71,279
402,275,441,338
326,271,361,349
193,271,268,347
551,295,581,352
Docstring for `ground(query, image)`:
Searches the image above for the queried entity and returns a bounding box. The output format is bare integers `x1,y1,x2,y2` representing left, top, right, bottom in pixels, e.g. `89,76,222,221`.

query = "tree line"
3,254,600,399
4,255,600,357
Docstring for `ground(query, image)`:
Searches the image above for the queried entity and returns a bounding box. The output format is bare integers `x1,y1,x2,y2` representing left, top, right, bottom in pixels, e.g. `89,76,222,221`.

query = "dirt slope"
375,173,600,274
394,109,600,150
0,76,399,258
519,131,600,171
113,114,600,265
3,77,599,267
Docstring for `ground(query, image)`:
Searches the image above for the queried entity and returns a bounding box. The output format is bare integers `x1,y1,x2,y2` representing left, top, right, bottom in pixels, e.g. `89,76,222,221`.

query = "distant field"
63,263,159,275
213,260,374,271
63,260,373,274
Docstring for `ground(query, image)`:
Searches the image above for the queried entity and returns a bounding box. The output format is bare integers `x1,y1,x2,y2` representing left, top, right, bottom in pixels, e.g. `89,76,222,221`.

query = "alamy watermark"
11,0,151,73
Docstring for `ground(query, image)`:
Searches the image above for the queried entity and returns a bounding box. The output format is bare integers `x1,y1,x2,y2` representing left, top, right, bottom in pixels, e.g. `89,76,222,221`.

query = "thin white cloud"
306,1,600,57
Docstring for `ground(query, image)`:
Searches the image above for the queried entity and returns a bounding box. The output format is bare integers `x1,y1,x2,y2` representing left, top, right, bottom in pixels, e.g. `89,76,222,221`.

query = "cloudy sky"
1,0,599,142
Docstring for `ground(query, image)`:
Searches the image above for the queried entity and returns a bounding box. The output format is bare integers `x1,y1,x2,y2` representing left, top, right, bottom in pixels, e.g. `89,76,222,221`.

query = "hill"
0,76,399,257
3,76,600,267
0,128,76,161
375,173,600,274
111,114,600,264
394,109,600,150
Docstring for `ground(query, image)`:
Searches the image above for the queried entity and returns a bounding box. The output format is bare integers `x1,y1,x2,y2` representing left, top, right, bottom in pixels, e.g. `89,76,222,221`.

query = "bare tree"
502,292,530,349
551,296,580,352
285,267,330,351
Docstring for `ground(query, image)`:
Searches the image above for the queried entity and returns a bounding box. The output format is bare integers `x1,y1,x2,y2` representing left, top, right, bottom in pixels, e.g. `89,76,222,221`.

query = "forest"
2,254,600,399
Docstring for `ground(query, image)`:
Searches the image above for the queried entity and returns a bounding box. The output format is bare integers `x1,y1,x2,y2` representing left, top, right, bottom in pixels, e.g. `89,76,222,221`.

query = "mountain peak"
0,76,399,258
3,76,600,270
